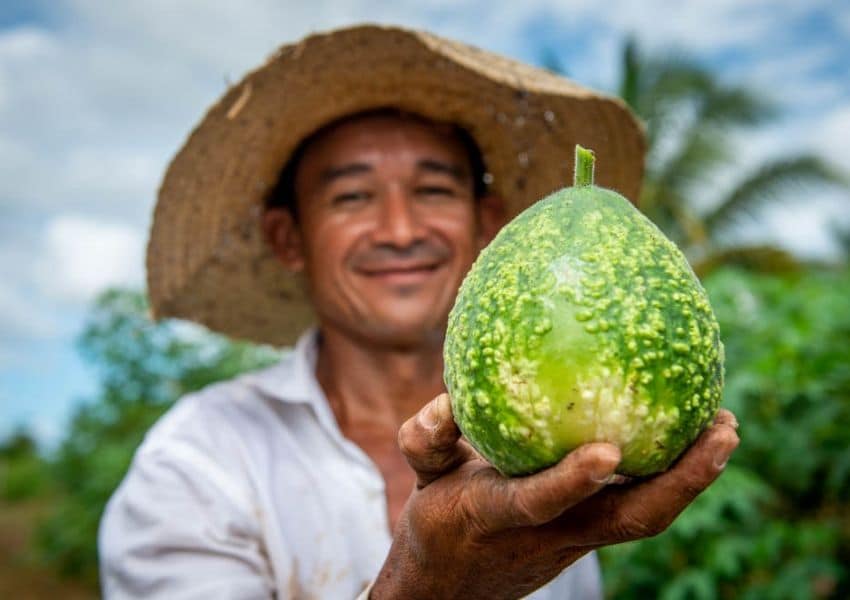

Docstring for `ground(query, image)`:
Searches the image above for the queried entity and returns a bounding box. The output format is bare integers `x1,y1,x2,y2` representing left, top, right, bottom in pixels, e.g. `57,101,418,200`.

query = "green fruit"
444,146,723,477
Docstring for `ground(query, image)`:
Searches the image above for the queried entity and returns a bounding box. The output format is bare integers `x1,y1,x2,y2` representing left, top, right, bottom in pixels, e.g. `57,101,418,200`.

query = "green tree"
616,38,847,276
0,427,50,502
0,428,39,461
36,289,279,585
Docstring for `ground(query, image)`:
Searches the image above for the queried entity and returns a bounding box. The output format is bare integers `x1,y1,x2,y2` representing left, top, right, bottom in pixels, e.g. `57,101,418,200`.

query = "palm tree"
615,38,847,277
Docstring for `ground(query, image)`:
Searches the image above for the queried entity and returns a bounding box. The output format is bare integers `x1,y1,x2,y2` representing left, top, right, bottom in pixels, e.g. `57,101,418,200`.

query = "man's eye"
332,191,371,205
416,186,455,197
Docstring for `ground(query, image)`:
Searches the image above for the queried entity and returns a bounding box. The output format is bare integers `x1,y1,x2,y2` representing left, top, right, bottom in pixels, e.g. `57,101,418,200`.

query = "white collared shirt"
99,328,602,599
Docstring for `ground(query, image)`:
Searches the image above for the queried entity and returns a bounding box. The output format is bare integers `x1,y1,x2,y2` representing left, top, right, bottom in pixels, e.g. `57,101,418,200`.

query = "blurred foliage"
614,38,848,276
0,428,51,501
600,266,850,599
30,289,280,586
833,223,850,260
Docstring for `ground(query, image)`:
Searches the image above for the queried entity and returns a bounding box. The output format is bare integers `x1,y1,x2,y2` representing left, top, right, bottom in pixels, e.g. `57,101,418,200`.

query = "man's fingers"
398,393,475,488
556,412,740,546
714,408,739,430
650,413,740,504
468,442,621,532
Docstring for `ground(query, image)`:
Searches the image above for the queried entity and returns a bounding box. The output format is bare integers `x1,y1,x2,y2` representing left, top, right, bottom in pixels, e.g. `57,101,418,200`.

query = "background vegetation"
1,40,848,599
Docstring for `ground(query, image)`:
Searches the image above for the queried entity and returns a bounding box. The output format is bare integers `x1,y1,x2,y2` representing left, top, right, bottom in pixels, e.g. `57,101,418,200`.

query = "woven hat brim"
147,24,646,347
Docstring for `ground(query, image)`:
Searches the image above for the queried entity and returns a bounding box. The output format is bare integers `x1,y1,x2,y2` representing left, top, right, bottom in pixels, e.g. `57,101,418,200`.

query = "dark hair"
265,108,489,220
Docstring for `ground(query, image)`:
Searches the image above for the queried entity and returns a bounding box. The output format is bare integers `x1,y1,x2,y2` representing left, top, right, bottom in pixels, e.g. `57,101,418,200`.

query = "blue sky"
1,0,849,446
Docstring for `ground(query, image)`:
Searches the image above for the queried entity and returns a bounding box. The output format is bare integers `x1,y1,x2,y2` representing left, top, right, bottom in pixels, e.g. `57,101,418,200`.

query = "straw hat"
147,24,646,347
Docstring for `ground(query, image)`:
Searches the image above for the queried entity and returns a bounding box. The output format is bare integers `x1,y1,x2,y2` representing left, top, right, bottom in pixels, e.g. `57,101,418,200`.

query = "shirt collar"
244,326,390,472
244,327,322,406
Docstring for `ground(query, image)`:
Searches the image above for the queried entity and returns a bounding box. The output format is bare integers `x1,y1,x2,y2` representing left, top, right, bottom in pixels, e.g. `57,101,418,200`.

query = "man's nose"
372,185,425,247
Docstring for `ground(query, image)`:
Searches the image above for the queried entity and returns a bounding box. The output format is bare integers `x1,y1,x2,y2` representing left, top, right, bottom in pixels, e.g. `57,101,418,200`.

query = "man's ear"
262,208,305,272
475,194,508,250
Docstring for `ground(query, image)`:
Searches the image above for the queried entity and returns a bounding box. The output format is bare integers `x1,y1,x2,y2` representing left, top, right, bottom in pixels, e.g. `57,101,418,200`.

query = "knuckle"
459,489,491,539
615,515,651,540
431,448,461,473
507,486,545,527
644,512,674,537
416,450,455,478
461,469,502,537
613,507,671,540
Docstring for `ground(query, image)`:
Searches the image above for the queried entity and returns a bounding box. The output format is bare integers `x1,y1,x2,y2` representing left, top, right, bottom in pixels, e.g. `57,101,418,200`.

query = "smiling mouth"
358,263,443,283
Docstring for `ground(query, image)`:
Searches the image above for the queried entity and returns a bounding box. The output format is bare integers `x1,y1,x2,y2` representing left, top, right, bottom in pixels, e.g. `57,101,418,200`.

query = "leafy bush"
0,429,51,501
600,266,850,599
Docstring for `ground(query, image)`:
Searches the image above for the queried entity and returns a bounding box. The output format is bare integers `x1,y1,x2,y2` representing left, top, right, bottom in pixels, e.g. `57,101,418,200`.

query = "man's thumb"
398,394,474,488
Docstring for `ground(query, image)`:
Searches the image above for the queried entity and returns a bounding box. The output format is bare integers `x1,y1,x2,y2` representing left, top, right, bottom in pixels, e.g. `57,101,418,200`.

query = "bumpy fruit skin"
444,185,724,477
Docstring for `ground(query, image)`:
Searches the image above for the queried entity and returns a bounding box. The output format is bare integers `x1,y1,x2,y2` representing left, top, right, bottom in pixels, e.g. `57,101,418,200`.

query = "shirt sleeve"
98,440,278,599
563,551,603,599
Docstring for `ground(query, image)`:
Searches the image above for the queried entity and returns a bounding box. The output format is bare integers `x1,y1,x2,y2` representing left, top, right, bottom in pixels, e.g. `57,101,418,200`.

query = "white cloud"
35,215,145,305
0,26,57,57
744,43,835,83
61,149,163,208
0,285,59,339
600,1,774,50
733,44,846,112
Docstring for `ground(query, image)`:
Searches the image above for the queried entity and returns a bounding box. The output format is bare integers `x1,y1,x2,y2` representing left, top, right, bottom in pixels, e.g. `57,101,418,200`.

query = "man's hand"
370,393,739,599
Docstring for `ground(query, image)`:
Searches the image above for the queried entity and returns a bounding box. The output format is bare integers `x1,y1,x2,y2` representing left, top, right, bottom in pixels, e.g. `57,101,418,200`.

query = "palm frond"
629,49,773,150
640,183,706,248
613,37,841,274
617,36,640,110
704,156,849,236
653,127,727,197
639,183,683,242
671,202,709,248
647,62,714,102
697,86,775,129
692,245,802,279
632,60,710,145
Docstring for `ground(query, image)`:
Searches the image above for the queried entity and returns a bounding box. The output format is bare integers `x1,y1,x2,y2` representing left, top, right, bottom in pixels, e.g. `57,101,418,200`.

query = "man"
100,25,739,598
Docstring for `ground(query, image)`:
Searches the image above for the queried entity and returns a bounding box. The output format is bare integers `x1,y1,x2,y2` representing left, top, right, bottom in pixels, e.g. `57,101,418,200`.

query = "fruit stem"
574,145,595,187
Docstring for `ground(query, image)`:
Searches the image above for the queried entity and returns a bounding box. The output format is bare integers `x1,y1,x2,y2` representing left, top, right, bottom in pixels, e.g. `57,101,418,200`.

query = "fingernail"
591,471,618,484
435,393,453,424
593,472,625,485
418,397,443,430
590,446,621,483
714,446,734,470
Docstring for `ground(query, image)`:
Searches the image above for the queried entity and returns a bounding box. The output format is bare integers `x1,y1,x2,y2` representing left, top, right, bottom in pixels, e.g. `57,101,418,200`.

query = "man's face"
265,114,504,349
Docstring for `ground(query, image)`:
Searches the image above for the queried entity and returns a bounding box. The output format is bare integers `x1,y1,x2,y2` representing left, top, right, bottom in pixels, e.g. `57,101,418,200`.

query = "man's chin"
359,317,447,351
